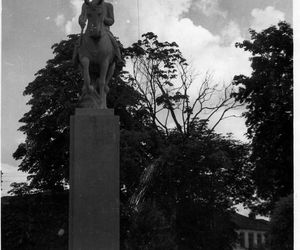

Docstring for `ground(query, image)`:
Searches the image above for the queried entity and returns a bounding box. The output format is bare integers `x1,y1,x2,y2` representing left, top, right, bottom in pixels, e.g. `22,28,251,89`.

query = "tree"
122,33,254,249
8,182,36,196
12,34,163,248
125,200,177,250
13,35,82,192
232,21,293,213
13,32,254,249
125,32,243,136
129,125,253,250
269,194,293,250
13,34,151,194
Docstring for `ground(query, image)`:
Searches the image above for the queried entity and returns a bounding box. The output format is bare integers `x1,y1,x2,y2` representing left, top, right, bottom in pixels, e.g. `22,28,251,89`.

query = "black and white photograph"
1,0,294,249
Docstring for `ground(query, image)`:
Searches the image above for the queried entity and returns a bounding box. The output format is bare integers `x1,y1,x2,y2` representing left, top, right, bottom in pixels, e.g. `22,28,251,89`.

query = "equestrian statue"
73,0,122,109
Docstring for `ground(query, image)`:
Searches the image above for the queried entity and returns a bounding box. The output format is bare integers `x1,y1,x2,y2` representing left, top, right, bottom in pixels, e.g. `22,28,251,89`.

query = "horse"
76,0,116,109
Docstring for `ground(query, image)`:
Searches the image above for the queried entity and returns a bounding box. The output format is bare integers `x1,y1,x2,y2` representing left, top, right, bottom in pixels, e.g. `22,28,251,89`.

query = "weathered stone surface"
74,0,122,109
69,109,119,250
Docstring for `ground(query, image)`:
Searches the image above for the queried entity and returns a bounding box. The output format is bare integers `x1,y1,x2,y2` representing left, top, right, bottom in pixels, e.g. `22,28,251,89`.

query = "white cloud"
63,0,251,88
1,163,26,176
1,163,28,196
16,135,26,145
221,21,242,46
65,18,78,34
63,0,83,35
194,0,227,18
251,6,285,31
54,0,82,35
55,0,252,84
55,14,66,27
111,0,251,80
64,0,251,138
212,109,248,142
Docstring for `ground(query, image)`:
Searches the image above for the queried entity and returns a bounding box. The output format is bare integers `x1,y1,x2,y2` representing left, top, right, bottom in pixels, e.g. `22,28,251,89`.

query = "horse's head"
85,0,105,39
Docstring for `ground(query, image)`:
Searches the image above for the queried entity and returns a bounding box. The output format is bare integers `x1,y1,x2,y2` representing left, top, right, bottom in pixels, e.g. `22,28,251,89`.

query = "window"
239,232,245,247
257,233,262,246
248,232,254,249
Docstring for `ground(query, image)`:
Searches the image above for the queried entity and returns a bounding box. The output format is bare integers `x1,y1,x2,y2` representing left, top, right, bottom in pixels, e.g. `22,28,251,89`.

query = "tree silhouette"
233,21,293,214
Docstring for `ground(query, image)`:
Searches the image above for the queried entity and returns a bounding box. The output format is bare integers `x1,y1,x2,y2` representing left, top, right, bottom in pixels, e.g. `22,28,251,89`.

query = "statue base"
69,108,119,250
78,87,103,109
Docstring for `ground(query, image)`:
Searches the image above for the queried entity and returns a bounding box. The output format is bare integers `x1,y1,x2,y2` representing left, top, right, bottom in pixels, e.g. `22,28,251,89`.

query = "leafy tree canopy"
269,194,293,250
128,125,253,250
233,21,293,213
13,32,255,249
13,34,152,194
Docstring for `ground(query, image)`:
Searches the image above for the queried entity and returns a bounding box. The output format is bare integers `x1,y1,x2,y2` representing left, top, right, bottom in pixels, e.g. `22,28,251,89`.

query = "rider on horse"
73,0,123,68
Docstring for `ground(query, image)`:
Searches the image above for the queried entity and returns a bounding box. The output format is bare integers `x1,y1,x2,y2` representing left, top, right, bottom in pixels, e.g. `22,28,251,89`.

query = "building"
232,213,270,250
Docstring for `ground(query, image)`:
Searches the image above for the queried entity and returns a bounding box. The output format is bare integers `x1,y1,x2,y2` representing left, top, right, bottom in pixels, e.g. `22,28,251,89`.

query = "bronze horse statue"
74,0,117,109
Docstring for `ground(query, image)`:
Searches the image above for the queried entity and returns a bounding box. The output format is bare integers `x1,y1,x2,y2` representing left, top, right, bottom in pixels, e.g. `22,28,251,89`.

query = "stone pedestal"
69,108,119,250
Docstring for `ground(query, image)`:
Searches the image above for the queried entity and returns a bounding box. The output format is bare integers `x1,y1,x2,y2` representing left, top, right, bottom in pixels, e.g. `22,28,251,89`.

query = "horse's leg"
80,57,93,93
105,62,116,97
98,60,110,109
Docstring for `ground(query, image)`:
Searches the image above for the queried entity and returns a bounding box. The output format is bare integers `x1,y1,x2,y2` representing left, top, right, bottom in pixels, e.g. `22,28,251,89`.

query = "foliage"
13,34,81,191
125,201,177,250
1,193,68,250
8,182,37,196
268,194,293,250
12,34,149,193
12,32,255,249
12,34,164,248
13,34,159,249
122,33,254,249
233,21,293,213
129,125,253,250
125,32,243,136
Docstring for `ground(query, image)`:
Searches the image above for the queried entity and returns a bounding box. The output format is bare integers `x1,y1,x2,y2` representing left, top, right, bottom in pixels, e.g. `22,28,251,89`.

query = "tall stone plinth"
69,108,119,250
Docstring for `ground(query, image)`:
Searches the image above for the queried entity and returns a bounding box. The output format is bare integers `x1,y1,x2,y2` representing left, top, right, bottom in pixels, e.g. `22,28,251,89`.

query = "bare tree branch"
126,36,243,136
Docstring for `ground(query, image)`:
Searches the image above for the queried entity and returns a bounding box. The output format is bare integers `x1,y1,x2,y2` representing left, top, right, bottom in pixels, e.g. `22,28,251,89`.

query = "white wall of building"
234,229,267,250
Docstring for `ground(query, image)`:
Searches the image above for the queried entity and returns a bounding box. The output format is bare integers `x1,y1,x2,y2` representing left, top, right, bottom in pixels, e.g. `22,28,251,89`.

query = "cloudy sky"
1,0,293,196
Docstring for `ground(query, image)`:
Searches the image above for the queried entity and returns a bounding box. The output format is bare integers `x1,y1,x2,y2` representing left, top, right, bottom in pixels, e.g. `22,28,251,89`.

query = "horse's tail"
72,42,81,68
106,31,123,65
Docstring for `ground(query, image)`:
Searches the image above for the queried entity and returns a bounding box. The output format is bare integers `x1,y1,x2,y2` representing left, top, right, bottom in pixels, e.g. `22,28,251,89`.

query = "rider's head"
84,0,103,5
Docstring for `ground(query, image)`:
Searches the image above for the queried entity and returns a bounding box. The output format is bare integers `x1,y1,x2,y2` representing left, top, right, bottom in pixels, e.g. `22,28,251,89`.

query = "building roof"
232,213,270,231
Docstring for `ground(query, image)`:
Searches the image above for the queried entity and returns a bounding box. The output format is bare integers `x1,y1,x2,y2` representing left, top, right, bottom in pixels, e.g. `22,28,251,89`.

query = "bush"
269,194,293,250
1,192,68,250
